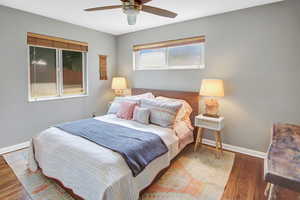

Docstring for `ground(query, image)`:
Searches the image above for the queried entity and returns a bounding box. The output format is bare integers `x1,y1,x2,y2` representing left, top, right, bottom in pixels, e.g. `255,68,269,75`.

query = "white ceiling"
0,0,283,35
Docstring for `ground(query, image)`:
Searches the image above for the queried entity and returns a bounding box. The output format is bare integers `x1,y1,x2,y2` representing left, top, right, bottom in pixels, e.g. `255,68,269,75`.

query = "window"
29,47,58,98
62,50,85,95
133,36,205,70
137,48,166,68
29,47,87,101
27,33,88,101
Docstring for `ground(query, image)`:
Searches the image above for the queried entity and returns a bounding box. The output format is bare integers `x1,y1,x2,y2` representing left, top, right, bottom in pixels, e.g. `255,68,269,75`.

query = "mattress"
28,114,193,200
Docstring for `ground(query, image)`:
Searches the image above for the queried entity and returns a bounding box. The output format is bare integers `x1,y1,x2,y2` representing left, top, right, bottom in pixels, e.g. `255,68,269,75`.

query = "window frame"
133,42,205,71
27,45,88,102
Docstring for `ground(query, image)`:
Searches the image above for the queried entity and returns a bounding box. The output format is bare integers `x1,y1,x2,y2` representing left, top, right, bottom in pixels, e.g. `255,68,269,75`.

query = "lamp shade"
200,79,224,97
112,77,127,90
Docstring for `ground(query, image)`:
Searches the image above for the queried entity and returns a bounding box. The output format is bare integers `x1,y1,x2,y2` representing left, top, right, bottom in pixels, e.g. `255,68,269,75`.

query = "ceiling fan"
84,0,178,25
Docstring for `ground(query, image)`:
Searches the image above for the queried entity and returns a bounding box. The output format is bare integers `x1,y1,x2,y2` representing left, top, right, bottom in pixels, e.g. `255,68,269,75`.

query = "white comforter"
29,114,191,200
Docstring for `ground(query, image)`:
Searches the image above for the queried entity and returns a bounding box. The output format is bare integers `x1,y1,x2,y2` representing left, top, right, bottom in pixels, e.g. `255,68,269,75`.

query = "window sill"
28,94,88,102
134,65,205,71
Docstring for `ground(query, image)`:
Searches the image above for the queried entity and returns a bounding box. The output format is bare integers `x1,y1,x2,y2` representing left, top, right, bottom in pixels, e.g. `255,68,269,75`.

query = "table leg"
194,128,203,152
199,128,203,148
217,131,223,154
214,131,222,158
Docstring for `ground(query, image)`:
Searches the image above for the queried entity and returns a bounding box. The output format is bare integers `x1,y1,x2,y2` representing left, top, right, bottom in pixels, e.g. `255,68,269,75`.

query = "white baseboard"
202,139,266,159
0,141,30,155
0,139,266,159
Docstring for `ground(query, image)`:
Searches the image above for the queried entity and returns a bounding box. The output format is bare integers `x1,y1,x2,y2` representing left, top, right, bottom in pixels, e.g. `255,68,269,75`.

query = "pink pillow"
116,101,137,120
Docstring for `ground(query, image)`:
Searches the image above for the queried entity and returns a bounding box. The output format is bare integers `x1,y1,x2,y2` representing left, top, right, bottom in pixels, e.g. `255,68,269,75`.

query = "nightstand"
194,114,225,158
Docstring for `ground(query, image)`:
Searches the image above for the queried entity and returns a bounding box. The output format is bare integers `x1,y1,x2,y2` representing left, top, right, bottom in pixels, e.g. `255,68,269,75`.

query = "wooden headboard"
132,88,200,125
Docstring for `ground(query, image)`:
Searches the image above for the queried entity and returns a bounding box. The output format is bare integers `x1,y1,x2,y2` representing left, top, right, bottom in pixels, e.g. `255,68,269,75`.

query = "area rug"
3,149,74,200
4,146,234,200
141,147,235,200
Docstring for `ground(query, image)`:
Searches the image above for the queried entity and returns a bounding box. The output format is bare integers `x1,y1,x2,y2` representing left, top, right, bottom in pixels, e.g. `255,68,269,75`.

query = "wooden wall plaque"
99,55,108,80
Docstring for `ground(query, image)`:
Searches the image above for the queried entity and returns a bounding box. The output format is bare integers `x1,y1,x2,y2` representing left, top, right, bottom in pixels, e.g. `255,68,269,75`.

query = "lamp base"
114,89,124,96
204,98,220,118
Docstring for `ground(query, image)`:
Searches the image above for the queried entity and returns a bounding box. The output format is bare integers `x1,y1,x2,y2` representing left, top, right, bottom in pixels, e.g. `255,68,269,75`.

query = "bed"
28,88,199,200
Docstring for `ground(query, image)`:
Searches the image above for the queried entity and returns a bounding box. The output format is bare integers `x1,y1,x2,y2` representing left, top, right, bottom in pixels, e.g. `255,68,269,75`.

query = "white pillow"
107,97,140,114
129,92,155,100
107,93,155,114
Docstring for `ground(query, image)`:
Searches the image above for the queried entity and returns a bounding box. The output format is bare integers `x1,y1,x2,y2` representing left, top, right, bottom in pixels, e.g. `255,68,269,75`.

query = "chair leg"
265,183,271,197
267,184,279,200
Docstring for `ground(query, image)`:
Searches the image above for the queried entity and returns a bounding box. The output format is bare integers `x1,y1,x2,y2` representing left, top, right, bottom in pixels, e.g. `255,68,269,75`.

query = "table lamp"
112,77,127,96
200,79,224,118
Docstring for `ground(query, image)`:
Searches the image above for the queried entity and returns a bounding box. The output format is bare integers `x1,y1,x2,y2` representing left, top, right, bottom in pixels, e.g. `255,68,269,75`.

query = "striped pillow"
156,96,193,130
141,98,182,128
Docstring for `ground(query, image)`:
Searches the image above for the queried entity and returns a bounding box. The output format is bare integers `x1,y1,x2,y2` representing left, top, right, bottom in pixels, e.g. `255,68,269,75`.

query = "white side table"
194,114,225,158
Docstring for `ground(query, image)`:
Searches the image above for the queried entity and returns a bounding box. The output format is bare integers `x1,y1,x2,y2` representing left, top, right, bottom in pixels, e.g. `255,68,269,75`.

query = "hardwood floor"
221,152,267,200
0,156,31,200
0,150,298,200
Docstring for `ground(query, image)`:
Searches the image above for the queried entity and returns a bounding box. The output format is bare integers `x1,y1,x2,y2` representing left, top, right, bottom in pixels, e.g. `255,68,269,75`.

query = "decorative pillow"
107,97,140,114
156,96,193,129
107,101,121,114
140,98,182,128
107,93,154,114
133,106,151,125
116,102,137,120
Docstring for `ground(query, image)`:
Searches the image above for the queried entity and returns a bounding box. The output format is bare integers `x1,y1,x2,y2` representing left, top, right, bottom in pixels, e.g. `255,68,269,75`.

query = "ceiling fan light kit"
124,11,139,25
84,0,178,26
123,1,141,25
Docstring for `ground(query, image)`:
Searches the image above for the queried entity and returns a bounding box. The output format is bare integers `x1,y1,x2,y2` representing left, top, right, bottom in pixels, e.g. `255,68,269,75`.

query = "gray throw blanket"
55,119,168,177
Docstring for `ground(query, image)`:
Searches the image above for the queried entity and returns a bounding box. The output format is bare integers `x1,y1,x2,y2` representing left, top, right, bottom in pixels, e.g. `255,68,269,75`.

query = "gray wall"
0,6,116,149
116,0,300,152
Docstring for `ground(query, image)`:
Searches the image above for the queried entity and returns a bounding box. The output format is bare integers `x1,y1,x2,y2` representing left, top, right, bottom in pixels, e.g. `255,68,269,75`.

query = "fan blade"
142,5,177,18
84,5,122,12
